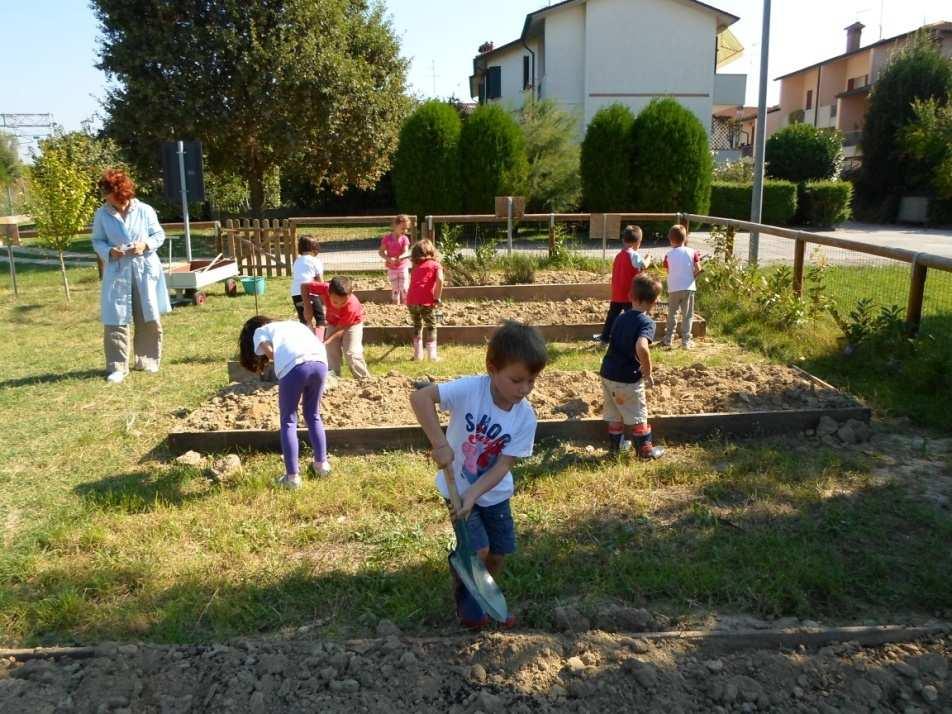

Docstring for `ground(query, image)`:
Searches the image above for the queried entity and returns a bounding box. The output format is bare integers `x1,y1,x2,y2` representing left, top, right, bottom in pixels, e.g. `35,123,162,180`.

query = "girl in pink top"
406,239,444,361
378,214,412,304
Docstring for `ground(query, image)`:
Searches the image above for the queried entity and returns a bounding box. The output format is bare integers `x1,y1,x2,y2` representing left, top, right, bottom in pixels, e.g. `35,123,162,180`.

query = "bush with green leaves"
580,104,635,211
901,98,952,200
393,101,462,220
798,180,853,227
519,96,581,212
712,157,755,183
629,98,712,214
857,33,952,219
501,253,537,285
764,123,843,183
709,180,798,225
458,104,528,214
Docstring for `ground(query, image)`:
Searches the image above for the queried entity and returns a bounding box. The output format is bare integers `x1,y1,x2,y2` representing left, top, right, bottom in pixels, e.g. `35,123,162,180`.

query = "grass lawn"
0,265,950,647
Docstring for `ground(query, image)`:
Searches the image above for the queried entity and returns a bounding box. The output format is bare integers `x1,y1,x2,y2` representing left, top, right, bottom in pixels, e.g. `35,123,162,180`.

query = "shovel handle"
443,466,464,515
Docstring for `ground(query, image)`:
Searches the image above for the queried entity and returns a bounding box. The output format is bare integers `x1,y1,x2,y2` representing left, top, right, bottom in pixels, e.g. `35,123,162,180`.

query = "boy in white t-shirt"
661,224,702,349
410,321,549,630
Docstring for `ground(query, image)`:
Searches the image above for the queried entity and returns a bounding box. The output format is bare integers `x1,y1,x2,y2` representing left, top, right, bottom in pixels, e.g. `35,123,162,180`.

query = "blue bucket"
239,276,266,295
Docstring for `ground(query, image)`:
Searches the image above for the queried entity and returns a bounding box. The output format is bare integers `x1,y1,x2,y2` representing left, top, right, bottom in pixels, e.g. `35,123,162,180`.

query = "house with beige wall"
468,0,747,151
772,21,952,166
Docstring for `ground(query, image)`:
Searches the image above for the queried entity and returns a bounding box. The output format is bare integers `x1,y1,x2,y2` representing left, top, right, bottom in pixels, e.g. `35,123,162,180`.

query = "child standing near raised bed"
302,276,371,380
406,239,445,361
290,235,325,328
597,225,649,343
410,320,548,629
378,214,412,304
239,316,331,489
661,224,702,350
600,274,665,459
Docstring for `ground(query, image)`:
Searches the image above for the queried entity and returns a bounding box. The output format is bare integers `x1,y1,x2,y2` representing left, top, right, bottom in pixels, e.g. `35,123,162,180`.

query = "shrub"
458,104,528,214
798,180,853,227
501,253,537,285
393,101,462,221
901,98,952,200
709,180,798,225
713,157,755,183
519,96,581,212
580,104,635,211
765,123,843,183
857,32,952,218
629,98,712,214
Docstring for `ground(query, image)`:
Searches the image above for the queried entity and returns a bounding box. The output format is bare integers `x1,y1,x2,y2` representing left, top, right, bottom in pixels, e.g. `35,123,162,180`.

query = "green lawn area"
0,264,950,647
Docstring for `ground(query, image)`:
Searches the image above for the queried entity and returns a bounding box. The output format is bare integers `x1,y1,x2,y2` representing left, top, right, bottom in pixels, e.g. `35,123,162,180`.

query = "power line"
0,113,55,161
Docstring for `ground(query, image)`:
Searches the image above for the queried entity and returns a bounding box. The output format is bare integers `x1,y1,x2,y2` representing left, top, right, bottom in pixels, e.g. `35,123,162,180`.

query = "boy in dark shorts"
600,273,665,459
410,320,548,629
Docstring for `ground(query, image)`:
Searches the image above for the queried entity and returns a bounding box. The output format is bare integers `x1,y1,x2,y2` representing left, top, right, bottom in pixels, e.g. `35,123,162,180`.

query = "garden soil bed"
2,627,949,713
350,268,609,291
180,365,859,433
363,299,626,328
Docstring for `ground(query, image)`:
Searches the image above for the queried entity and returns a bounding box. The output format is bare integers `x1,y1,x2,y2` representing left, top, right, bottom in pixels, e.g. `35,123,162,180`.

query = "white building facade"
470,0,747,142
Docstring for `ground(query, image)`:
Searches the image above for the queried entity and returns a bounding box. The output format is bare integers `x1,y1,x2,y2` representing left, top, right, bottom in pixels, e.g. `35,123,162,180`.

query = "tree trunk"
249,167,265,218
58,250,71,305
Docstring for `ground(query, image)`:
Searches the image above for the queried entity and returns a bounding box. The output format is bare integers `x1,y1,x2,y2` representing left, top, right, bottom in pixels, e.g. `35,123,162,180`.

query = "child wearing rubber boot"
406,239,444,361
410,321,548,629
600,273,665,459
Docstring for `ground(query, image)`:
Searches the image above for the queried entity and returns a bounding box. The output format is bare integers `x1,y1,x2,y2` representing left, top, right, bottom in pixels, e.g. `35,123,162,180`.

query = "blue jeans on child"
278,360,328,475
455,499,516,623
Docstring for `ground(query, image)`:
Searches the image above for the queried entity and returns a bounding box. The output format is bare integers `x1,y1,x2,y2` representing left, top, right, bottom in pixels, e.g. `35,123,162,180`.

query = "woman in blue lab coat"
90,169,171,384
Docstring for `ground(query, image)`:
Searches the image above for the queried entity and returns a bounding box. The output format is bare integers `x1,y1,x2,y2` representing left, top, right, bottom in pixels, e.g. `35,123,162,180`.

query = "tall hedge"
858,33,952,219
709,180,798,225
629,98,712,214
765,123,843,183
393,100,462,220
458,104,528,214
580,104,635,211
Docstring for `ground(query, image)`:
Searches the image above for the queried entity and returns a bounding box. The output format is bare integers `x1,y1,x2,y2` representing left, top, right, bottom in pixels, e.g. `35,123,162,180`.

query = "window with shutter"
806,90,813,110
487,66,502,99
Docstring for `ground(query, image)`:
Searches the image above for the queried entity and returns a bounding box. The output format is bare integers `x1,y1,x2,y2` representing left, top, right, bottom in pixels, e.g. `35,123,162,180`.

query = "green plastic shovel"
445,469,509,623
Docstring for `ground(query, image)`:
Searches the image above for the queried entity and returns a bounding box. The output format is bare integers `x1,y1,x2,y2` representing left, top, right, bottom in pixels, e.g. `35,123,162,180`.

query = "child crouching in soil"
239,316,331,489
600,274,665,459
410,321,548,629
302,276,370,380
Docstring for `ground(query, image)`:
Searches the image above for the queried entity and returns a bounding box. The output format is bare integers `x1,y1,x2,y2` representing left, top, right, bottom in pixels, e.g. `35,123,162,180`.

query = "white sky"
0,0,948,133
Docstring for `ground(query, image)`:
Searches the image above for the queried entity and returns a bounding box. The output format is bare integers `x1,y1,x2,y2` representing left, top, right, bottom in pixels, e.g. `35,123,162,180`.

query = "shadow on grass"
72,466,212,514
12,464,951,647
0,368,104,389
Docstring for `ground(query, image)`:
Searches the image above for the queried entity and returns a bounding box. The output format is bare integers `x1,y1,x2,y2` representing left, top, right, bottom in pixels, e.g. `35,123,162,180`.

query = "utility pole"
749,0,771,266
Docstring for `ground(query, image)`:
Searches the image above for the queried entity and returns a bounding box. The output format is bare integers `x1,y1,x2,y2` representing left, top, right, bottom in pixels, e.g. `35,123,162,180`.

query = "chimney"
845,22,865,52
478,41,494,54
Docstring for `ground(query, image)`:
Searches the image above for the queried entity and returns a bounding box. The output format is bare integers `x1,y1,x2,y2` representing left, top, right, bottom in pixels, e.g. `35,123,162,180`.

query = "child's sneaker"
308,461,332,477
681,340,693,350
276,474,302,490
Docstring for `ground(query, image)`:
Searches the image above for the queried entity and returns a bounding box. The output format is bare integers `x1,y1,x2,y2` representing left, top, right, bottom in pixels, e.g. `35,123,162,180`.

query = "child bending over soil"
378,214,412,304
600,273,665,459
410,320,548,629
239,316,331,489
302,276,370,380
290,234,325,327
406,239,445,361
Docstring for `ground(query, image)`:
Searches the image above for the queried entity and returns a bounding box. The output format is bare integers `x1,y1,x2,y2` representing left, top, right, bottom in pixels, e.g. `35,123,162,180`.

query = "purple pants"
278,360,328,475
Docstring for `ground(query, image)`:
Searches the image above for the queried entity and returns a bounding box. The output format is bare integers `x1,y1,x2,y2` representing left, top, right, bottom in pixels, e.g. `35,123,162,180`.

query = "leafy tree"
901,98,952,199
857,33,952,218
765,123,843,183
28,135,100,303
393,100,462,221
580,104,635,211
629,98,712,214
93,0,408,215
518,95,581,212
458,104,528,213
0,132,22,209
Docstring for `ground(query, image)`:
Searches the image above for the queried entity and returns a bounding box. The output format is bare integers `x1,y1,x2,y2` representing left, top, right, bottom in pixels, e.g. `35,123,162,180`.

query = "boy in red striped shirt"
596,225,649,343
303,276,370,380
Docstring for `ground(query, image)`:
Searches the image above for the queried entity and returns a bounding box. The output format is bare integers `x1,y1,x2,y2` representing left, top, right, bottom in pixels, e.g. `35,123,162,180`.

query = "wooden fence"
218,219,295,277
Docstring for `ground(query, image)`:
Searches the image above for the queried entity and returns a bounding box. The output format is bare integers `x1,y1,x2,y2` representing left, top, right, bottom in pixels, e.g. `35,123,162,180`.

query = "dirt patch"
2,630,949,712
178,365,859,432
351,269,610,291
363,299,651,327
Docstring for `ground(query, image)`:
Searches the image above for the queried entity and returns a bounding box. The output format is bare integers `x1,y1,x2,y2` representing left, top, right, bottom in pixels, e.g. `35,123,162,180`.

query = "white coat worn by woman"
90,170,171,384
